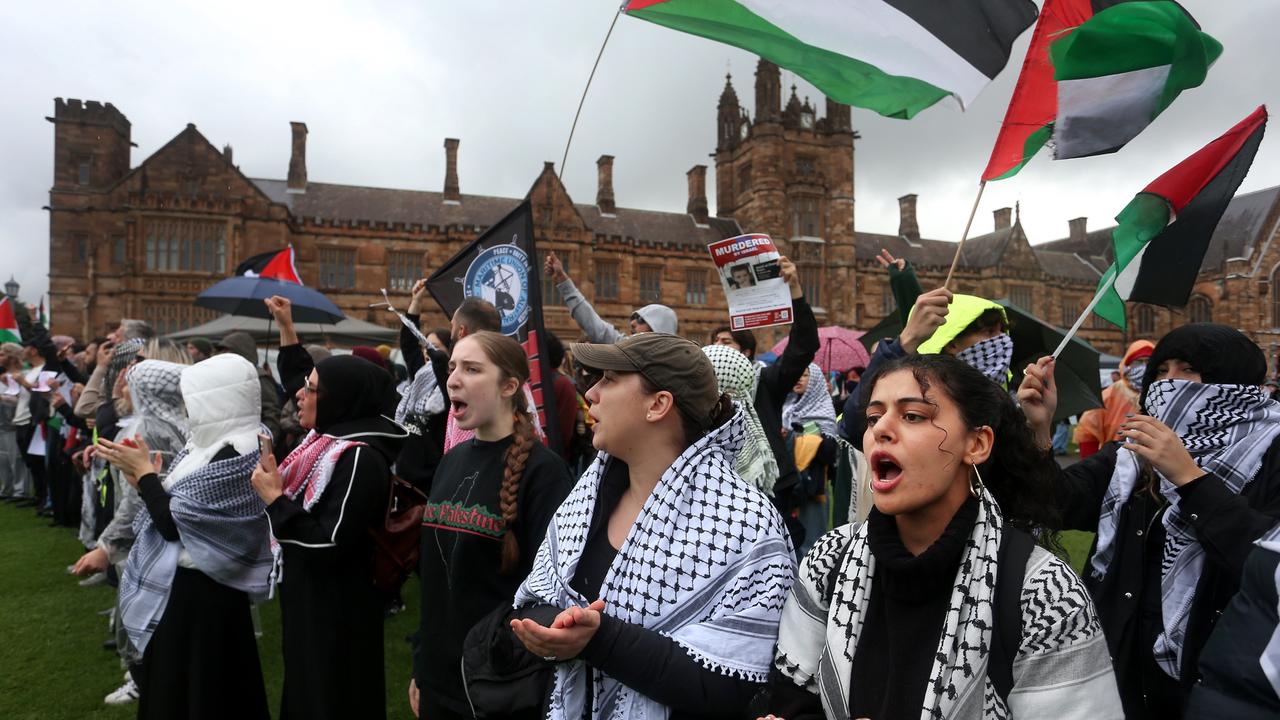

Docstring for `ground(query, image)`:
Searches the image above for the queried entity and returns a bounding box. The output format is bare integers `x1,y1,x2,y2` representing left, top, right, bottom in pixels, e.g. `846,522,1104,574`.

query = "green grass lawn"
0,501,420,720
0,500,1098,720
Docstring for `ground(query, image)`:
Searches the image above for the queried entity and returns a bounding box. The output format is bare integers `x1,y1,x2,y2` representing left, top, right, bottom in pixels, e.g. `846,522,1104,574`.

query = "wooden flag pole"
559,7,623,180
1051,271,1117,359
943,181,987,289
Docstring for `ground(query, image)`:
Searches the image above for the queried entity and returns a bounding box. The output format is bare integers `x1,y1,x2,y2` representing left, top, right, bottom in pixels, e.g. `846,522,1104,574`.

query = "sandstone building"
45,60,1280,364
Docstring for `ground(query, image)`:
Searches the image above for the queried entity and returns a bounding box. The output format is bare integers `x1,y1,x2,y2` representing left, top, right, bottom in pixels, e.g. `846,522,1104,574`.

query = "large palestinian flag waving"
625,0,1038,119
1093,106,1267,329
983,0,1220,181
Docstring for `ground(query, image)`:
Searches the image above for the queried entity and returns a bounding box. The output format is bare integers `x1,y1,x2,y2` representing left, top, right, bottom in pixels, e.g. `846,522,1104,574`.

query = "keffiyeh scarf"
515,408,796,720
269,430,367,585
703,345,780,495
104,338,145,398
118,449,272,654
1124,361,1148,395
776,490,1008,720
782,364,838,436
1090,379,1280,678
955,333,1014,386
394,364,445,425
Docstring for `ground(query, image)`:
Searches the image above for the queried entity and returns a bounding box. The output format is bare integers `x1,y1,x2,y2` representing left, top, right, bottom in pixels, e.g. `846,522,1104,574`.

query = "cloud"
2,0,1276,314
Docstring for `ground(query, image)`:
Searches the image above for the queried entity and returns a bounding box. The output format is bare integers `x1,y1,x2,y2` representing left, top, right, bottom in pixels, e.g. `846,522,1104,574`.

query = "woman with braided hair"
410,330,572,720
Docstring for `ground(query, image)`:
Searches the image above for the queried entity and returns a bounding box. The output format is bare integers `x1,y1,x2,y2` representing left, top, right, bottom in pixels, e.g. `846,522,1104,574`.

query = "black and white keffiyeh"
118,449,272,653
1091,378,1280,678
514,407,796,720
104,338,145,399
394,364,445,424
955,333,1013,386
775,490,1121,719
120,360,189,464
782,364,838,436
703,345,780,495
1124,361,1148,395
777,489,1007,719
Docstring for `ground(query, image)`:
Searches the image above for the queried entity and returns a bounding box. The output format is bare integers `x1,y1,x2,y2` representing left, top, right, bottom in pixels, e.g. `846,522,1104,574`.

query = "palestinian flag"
624,0,1038,119
1051,1,1221,159
982,0,1094,181
0,297,21,344
234,246,303,284
1093,106,1267,329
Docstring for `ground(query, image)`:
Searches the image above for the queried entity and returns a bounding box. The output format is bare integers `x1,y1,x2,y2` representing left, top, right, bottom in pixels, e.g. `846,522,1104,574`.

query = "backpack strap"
988,526,1034,704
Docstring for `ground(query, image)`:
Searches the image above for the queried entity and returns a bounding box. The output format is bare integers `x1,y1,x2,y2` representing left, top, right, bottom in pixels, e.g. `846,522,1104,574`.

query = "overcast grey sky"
3,0,1278,308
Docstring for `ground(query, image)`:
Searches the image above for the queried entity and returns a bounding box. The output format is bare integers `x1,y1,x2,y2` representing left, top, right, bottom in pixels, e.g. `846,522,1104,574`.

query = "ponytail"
499,405,536,574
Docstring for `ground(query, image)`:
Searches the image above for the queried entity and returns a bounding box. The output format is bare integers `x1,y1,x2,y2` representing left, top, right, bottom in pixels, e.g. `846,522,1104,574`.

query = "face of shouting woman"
446,336,519,437
583,370,662,460
863,368,991,522
297,370,319,430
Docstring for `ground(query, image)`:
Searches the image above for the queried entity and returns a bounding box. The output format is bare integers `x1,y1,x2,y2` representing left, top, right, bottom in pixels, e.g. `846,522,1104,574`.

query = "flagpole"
943,181,986,289
559,6,623,179
1051,271,1117,359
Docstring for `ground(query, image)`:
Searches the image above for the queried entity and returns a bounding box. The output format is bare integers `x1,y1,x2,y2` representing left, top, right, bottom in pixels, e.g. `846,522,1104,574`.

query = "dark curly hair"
861,353,1062,552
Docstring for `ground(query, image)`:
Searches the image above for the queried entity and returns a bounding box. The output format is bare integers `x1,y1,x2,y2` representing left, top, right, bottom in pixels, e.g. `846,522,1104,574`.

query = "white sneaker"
104,676,139,705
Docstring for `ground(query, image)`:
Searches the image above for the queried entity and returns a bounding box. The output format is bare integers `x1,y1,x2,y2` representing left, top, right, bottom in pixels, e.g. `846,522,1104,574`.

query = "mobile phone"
258,434,273,460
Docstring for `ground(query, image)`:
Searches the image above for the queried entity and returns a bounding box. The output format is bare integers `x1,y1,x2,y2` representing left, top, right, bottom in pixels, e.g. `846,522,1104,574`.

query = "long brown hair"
462,331,535,573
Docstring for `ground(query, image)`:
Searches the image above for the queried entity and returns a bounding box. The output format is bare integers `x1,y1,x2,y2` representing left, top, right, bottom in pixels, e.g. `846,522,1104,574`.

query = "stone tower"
714,59,857,326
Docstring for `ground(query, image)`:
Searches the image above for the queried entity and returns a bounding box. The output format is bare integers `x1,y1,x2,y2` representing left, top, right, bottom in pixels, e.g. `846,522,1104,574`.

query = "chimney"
287,122,307,193
222,144,234,166
898,194,920,242
443,138,460,203
993,207,1012,231
1069,217,1088,247
596,155,616,214
687,165,709,224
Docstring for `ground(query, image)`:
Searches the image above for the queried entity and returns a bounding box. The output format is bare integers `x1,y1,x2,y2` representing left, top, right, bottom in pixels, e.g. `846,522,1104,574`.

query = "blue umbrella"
195,276,344,324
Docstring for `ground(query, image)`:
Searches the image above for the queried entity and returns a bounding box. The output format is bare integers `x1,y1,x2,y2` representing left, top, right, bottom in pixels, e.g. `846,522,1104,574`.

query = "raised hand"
876,248,906,271
407,278,430,315
778,256,802,299
544,252,568,283
1016,356,1057,448
899,287,953,354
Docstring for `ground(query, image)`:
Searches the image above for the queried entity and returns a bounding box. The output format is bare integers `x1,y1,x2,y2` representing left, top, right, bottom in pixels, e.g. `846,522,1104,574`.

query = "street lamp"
3,276,17,299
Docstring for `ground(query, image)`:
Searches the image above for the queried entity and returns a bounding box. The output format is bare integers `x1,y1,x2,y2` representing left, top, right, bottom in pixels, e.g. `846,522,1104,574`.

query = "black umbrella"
195,276,344,324
997,300,1102,422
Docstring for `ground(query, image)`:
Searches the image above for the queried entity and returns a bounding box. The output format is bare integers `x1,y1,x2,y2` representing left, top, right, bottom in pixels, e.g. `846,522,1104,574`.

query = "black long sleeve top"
1055,439,1280,711
754,296,820,508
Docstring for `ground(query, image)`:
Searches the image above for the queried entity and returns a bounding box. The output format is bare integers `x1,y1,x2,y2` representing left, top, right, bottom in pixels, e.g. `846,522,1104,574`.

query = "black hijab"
1140,323,1266,408
313,354,397,433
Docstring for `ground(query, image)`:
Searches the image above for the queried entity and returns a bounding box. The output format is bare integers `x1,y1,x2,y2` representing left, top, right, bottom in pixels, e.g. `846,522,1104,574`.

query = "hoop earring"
969,461,986,498
867,473,876,494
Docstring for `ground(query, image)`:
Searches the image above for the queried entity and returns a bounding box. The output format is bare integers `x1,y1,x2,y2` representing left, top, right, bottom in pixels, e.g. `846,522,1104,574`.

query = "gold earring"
867,473,876,494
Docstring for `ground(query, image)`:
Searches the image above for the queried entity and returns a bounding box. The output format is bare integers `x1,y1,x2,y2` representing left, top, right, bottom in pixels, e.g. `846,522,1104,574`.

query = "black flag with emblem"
425,201,560,451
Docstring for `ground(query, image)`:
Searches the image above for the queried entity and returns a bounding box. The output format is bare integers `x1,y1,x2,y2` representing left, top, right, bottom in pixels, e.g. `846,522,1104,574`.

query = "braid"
499,406,536,574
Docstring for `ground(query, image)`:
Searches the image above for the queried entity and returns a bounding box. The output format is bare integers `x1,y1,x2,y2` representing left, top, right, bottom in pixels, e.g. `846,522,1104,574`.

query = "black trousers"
16,424,46,504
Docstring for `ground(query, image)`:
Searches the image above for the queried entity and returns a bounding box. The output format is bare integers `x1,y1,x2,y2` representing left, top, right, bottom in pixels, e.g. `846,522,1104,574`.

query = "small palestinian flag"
1094,106,1267,329
234,246,303,284
624,0,1038,119
1051,1,1221,160
0,297,21,344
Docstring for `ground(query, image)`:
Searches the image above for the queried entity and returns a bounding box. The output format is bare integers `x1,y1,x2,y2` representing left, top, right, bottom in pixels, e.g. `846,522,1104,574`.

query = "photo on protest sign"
706,233,793,330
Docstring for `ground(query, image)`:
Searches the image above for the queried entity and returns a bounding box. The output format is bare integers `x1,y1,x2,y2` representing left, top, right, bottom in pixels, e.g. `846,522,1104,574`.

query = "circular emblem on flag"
463,243,529,336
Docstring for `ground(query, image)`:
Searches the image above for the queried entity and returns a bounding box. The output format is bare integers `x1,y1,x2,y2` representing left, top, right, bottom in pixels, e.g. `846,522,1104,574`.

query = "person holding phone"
97,354,273,719
253,294,409,720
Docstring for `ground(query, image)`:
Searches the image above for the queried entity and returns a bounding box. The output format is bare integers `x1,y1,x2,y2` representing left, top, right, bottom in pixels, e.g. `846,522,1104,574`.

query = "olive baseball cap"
571,333,721,429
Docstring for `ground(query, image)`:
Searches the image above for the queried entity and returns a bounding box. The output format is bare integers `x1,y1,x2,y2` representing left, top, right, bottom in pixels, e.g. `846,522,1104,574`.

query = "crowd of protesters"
3,244,1280,720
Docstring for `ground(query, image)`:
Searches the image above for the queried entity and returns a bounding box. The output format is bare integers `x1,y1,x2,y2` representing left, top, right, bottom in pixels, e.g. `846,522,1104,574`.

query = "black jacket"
1186,544,1280,719
754,296,820,509
1056,440,1280,716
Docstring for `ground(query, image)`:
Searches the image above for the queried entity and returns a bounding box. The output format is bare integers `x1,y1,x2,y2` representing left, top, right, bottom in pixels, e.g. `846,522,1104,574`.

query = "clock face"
801,113,814,129
739,122,749,140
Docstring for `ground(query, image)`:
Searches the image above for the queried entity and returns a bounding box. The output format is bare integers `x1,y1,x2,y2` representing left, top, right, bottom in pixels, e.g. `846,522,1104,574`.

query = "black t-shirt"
415,434,573,712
